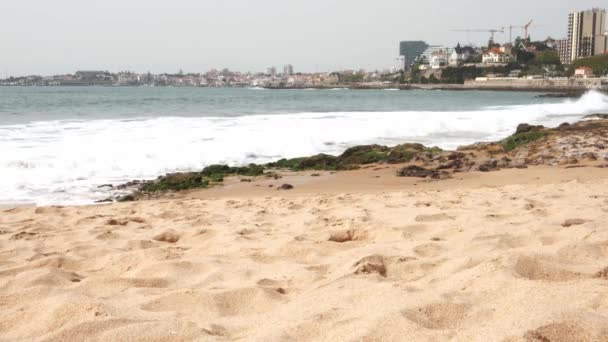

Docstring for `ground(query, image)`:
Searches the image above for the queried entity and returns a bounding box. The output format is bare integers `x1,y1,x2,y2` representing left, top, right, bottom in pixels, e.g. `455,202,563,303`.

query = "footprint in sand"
556,241,608,264
522,320,608,342
402,302,469,330
95,231,120,240
514,256,591,282
396,224,429,239
153,230,181,243
9,232,39,241
112,277,170,288
413,243,443,258
24,269,84,288
353,255,388,277
141,287,283,317
561,218,587,227
415,213,454,222
328,229,367,243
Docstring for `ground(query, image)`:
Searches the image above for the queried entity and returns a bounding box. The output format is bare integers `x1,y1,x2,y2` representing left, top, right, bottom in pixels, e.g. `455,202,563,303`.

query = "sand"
1,166,608,341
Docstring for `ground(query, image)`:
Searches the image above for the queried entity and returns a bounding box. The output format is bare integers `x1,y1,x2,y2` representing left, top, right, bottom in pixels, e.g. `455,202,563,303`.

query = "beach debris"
277,184,294,190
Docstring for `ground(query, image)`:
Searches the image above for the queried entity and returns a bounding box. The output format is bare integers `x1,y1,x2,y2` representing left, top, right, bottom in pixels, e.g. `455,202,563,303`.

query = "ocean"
1,87,608,206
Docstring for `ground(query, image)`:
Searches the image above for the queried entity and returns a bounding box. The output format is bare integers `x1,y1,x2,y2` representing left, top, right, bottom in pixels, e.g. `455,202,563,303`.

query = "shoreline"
102,116,608,203
2,115,608,340
2,83,606,95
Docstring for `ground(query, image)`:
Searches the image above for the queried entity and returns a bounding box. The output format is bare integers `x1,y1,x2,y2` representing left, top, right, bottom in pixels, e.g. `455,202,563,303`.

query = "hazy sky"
1,0,606,76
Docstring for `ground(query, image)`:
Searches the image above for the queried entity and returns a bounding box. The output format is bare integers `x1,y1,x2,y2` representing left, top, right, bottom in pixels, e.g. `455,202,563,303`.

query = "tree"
533,50,561,66
570,55,608,76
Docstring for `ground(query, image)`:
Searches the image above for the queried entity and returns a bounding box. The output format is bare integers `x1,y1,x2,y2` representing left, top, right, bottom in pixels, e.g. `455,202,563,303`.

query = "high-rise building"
559,8,607,64
267,67,277,77
283,64,294,76
399,41,429,71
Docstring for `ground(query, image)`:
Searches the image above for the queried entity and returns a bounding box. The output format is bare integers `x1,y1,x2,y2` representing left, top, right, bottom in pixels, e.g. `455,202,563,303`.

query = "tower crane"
506,20,535,44
451,28,505,47
523,20,534,41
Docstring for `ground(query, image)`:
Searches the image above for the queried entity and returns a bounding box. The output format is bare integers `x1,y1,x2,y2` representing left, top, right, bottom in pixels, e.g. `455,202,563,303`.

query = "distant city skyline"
1,0,607,76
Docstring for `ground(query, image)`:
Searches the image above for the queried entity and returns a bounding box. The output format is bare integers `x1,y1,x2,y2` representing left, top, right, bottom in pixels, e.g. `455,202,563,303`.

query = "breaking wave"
1,90,607,205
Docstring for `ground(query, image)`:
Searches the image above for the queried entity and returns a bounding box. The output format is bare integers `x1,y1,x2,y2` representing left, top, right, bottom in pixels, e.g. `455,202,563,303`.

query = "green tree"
533,50,561,66
570,55,608,77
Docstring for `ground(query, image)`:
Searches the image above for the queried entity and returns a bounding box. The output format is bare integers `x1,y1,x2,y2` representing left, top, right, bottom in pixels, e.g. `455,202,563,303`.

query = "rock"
558,157,578,166
515,123,545,134
115,180,141,190
97,184,113,189
141,172,209,192
583,114,608,120
296,154,340,170
477,159,499,172
277,184,294,190
117,194,135,202
201,164,265,177
457,142,504,154
581,152,597,161
397,165,441,178
95,197,114,203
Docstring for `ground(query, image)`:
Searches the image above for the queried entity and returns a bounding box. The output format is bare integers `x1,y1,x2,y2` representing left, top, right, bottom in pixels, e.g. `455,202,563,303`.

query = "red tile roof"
484,47,503,54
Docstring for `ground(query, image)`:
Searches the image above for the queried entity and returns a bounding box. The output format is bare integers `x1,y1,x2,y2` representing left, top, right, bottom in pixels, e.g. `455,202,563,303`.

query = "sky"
1,0,606,76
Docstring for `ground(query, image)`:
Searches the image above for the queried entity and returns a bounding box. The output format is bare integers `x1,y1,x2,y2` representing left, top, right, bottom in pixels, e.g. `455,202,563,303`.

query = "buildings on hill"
449,44,476,66
559,8,607,64
482,45,515,64
399,41,429,71
283,64,294,76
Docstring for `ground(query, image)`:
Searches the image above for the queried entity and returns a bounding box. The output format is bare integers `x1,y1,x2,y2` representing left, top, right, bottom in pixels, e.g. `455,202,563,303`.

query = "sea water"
1,87,607,205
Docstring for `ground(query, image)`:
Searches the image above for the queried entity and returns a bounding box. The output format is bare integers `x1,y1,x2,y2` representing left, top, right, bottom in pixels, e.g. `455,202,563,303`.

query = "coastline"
3,82,606,95
2,117,608,340
264,83,606,94
105,116,608,203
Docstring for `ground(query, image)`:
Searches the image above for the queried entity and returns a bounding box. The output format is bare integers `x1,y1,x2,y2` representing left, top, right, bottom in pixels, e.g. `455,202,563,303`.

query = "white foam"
1,91,607,205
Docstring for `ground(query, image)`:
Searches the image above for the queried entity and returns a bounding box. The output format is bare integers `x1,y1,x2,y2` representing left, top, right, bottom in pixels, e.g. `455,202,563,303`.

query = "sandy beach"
1,163,608,341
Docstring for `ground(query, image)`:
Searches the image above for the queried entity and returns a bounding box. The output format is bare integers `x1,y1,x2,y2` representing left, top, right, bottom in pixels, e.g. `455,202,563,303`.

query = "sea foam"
1,90,607,205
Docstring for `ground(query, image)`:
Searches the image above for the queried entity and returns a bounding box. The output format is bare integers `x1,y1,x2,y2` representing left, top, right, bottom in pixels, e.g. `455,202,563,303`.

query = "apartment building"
559,8,608,64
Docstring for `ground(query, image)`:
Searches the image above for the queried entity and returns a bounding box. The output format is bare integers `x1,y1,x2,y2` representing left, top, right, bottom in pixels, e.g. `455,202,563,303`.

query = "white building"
482,46,514,64
419,45,452,65
448,44,475,66
430,50,448,69
574,67,594,78
283,64,294,76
